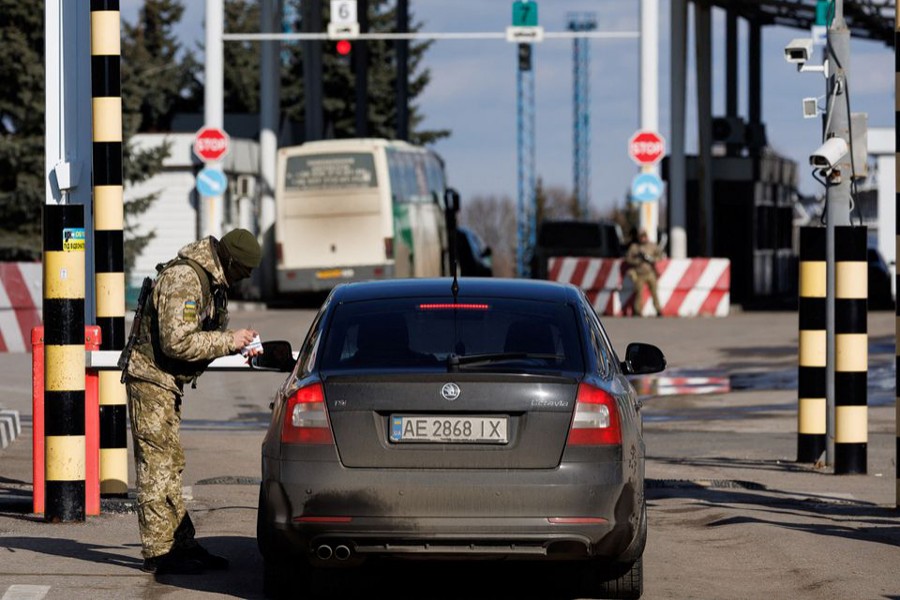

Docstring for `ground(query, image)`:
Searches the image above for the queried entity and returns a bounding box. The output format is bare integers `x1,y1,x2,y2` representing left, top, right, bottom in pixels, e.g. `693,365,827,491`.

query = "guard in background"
122,229,263,575
624,229,665,317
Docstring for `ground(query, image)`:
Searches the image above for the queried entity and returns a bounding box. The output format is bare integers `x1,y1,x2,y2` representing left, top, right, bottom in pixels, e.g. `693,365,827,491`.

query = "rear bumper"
259,458,641,564
277,263,395,293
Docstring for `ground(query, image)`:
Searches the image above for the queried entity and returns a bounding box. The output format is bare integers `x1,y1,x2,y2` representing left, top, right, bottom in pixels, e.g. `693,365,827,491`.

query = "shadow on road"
647,478,900,551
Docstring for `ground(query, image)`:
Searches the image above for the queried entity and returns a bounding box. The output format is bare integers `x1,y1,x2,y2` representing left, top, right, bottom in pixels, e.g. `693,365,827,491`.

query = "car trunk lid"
324,372,577,469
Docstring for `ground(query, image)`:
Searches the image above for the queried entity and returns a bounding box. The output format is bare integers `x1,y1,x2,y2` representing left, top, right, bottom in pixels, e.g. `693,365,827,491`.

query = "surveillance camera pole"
824,0,852,467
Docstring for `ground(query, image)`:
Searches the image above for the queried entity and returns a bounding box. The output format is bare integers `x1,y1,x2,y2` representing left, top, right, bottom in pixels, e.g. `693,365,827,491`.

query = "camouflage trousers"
627,270,663,316
126,379,199,559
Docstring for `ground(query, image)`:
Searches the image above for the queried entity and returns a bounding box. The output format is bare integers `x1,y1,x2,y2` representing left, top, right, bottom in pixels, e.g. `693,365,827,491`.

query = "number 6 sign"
330,0,357,25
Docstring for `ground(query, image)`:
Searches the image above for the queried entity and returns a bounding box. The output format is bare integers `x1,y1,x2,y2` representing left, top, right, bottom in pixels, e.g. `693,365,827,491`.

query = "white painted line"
1,585,51,600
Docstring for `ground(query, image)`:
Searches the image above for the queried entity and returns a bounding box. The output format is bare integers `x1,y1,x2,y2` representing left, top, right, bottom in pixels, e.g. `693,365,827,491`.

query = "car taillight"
276,242,283,265
281,382,333,445
384,237,394,260
566,383,622,446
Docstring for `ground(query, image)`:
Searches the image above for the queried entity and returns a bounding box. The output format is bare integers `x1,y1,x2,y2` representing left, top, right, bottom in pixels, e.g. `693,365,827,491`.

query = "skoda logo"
441,383,461,401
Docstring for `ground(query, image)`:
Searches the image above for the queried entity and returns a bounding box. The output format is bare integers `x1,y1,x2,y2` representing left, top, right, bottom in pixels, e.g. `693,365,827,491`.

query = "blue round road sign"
630,172,664,202
196,167,228,197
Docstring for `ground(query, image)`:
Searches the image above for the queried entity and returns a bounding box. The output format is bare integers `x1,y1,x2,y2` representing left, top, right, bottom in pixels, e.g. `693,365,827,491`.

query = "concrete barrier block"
0,409,21,436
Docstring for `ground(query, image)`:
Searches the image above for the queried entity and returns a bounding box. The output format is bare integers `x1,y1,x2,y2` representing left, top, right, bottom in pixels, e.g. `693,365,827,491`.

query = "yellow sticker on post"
63,228,85,252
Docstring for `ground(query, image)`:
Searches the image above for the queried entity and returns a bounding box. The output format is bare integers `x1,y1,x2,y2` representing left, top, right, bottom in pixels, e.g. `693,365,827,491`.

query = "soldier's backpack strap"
155,257,211,301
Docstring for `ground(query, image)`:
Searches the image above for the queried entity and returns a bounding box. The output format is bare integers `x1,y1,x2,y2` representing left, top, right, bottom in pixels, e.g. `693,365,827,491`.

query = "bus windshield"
284,153,378,191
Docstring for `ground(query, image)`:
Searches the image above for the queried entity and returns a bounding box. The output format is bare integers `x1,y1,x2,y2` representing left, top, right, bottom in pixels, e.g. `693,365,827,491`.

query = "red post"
32,325,103,516
31,327,44,515
85,326,101,515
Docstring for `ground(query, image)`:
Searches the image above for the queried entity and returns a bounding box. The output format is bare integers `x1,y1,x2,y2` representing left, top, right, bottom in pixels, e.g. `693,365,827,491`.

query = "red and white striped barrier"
0,262,42,352
547,257,731,317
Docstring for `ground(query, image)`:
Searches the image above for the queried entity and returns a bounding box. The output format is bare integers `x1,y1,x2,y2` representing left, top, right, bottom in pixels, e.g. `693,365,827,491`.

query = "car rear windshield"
319,298,584,374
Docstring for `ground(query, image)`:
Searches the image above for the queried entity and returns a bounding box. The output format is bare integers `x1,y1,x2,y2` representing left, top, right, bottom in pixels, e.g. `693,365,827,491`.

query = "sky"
121,0,895,218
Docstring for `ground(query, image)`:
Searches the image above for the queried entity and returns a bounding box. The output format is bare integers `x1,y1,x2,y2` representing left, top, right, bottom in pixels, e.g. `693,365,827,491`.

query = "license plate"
390,415,508,444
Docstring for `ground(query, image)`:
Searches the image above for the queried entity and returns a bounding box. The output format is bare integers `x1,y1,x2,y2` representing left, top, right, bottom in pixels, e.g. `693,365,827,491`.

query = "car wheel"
263,558,294,599
591,556,643,600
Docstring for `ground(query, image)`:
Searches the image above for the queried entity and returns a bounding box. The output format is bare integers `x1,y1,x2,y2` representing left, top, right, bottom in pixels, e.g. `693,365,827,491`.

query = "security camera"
809,137,849,170
784,38,813,64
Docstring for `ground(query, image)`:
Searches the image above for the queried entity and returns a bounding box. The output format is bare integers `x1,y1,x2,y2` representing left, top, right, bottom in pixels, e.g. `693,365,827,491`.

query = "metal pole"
895,5,900,509
639,0,659,243
396,0,409,141
259,0,280,301
355,0,370,137
668,0,687,259
44,0,93,524
824,0,854,467
203,0,225,239
695,1,713,257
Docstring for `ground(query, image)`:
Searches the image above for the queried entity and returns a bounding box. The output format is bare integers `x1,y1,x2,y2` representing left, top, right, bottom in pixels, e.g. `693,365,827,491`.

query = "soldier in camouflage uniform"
124,229,263,575
624,229,665,317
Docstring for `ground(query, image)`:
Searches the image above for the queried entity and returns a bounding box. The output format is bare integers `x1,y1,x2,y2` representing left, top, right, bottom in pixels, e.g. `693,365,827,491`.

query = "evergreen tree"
281,0,450,144
121,0,201,272
122,0,202,132
224,0,262,114
0,3,44,260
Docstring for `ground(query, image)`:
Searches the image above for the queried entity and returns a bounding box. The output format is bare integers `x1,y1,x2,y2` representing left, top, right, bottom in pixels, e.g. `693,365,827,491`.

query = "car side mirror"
621,342,666,375
250,340,295,372
444,188,461,213
482,246,493,258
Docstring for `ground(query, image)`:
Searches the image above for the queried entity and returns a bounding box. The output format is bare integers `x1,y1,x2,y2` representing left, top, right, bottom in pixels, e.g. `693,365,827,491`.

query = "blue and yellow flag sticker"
183,300,198,322
62,228,85,252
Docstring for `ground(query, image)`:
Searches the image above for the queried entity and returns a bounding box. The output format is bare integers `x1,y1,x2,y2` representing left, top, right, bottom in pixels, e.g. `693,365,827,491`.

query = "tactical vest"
134,257,230,388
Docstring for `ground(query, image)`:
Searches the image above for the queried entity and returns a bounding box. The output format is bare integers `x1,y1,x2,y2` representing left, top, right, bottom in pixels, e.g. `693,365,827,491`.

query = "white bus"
273,138,454,296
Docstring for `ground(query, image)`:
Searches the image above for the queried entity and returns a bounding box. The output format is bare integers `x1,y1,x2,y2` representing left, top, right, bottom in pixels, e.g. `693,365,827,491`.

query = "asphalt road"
0,308,898,599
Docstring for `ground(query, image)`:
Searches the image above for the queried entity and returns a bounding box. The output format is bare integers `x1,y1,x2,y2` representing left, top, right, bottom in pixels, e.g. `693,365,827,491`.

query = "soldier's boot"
141,551,204,575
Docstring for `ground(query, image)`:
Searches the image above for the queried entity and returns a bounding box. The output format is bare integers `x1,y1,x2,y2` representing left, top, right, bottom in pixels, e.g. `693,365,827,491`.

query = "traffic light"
332,39,352,67
518,43,532,71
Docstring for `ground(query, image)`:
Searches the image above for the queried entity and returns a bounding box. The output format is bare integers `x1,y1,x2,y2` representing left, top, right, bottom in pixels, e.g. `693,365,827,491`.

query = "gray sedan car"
254,277,665,599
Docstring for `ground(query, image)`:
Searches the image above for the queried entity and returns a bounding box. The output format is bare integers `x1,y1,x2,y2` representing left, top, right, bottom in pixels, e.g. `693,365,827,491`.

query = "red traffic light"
336,40,352,56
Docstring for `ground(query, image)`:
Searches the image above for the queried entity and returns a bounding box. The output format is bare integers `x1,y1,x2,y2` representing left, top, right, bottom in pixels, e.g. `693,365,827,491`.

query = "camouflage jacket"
126,237,236,394
625,241,663,278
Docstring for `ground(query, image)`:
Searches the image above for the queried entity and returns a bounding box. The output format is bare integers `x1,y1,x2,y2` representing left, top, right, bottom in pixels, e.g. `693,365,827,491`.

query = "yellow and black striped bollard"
798,227,826,463
43,205,86,522
834,226,867,475
91,0,128,496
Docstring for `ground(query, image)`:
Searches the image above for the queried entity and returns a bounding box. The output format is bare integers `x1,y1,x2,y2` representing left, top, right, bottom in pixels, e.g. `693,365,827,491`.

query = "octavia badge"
441,383,460,401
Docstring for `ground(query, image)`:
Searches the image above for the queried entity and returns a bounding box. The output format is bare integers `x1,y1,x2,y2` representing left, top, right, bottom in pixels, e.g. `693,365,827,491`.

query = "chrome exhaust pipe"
315,544,333,560
334,545,351,561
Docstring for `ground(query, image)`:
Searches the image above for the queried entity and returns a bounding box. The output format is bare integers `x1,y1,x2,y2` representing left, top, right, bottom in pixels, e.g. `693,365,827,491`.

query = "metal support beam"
695,1,714,257
258,0,280,298
669,0,688,259
824,1,856,469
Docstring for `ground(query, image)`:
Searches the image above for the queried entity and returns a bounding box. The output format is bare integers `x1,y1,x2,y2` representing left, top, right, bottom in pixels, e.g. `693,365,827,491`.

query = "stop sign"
628,130,665,165
193,126,230,162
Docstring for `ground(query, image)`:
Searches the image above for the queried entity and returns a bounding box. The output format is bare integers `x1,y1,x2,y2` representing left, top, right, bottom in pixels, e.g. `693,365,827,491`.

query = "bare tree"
459,195,517,278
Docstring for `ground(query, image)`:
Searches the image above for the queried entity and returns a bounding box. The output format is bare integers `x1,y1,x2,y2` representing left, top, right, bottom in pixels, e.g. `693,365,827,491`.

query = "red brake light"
566,383,622,446
281,382,333,445
417,303,490,311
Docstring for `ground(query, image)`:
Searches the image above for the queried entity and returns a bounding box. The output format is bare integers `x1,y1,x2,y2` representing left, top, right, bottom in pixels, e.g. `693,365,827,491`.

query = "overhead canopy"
715,0,895,45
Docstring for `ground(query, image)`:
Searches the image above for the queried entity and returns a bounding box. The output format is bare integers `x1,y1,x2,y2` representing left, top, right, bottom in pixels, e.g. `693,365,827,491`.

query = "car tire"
591,556,643,600
263,558,294,599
